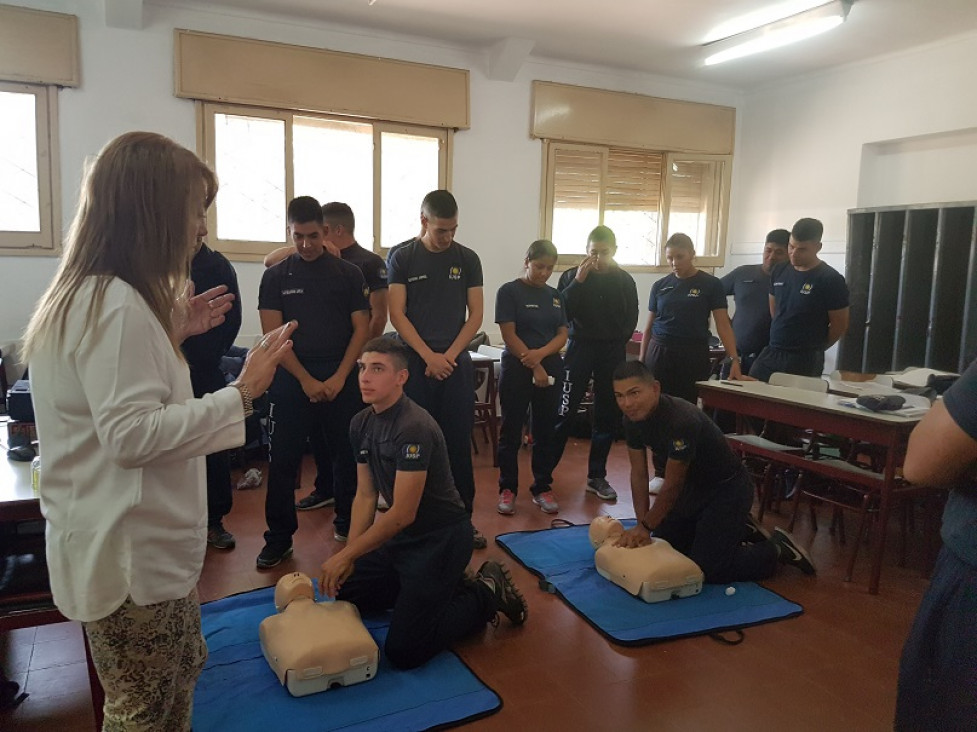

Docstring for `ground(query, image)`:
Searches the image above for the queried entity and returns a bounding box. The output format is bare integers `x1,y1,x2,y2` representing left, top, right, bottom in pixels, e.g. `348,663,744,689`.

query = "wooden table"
697,379,923,594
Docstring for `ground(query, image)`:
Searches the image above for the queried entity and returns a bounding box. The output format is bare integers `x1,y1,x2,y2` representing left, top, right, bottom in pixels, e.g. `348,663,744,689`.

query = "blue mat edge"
495,524,804,648
198,585,505,731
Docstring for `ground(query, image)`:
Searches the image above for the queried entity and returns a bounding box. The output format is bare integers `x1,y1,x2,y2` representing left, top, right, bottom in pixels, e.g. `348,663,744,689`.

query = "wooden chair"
471,346,502,466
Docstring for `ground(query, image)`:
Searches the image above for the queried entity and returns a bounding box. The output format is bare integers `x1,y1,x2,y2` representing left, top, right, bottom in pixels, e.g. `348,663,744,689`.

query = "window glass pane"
294,117,374,247
605,149,662,266
380,131,439,249
551,147,601,257
666,159,720,257
0,91,40,232
214,113,285,242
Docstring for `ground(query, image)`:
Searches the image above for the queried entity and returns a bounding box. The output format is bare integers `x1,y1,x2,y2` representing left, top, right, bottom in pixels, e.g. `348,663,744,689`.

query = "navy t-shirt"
721,264,772,357
258,253,369,361
557,266,639,342
940,359,977,567
769,261,849,351
648,271,727,345
494,279,567,351
342,243,388,293
624,394,744,491
387,239,483,351
349,395,467,537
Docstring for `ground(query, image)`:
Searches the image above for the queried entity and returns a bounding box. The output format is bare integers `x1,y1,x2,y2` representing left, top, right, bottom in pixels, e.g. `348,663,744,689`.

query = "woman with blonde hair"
23,131,295,730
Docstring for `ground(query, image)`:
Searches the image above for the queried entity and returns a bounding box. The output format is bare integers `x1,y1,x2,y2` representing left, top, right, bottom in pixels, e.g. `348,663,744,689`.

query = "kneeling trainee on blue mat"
610,361,816,583
318,337,528,669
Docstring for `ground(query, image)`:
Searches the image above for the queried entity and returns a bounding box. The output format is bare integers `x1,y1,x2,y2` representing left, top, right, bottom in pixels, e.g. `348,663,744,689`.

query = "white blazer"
30,278,245,622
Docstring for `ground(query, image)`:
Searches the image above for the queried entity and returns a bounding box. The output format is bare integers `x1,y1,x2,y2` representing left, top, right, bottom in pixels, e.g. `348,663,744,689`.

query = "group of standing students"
494,227,749,512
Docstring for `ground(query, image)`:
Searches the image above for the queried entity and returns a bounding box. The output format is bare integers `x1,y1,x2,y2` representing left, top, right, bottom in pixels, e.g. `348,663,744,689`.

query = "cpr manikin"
588,516,704,603
259,572,379,697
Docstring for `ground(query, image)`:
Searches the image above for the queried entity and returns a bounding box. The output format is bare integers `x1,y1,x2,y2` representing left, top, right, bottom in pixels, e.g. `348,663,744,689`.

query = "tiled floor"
1,437,930,730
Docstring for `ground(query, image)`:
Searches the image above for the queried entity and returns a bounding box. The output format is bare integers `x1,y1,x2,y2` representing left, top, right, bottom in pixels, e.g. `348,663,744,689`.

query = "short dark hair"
288,196,323,225
665,232,695,255
322,202,355,233
587,225,617,250
612,360,656,384
421,190,458,220
791,218,823,243
766,229,790,248
526,239,558,261
361,336,410,371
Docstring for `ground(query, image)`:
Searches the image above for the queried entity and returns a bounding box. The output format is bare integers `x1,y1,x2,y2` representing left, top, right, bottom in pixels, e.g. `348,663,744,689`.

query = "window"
541,140,730,270
0,82,59,254
198,103,449,260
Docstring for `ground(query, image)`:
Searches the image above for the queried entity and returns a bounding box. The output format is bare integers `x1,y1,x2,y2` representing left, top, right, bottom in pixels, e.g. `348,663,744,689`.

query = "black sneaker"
207,523,236,550
586,478,618,501
771,527,816,575
256,544,293,570
476,560,528,625
744,514,771,544
295,493,335,511
472,526,488,550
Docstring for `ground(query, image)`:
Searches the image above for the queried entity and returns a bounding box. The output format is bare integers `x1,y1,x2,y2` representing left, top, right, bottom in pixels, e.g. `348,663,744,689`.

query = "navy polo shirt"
768,261,849,351
258,253,369,361
342,243,388,293
648,271,727,345
721,264,772,356
350,395,467,537
624,394,744,492
494,279,567,351
387,239,483,352
940,359,977,567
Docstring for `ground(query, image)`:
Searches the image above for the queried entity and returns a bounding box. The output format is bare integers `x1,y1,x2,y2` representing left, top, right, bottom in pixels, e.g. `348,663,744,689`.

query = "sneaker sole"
497,505,515,515
532,499,559,514
774,529,816,575
207,539,236,550
295,500,335,511
478,561,528,625
256,546,293,570
585,486,617,501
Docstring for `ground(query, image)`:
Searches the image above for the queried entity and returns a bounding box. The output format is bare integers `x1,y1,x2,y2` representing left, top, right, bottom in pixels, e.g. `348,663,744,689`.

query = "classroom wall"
4,2,977,373
0,0,740,356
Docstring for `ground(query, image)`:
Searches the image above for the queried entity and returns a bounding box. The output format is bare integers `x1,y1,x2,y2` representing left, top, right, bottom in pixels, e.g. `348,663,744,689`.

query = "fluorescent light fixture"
703,0,851,67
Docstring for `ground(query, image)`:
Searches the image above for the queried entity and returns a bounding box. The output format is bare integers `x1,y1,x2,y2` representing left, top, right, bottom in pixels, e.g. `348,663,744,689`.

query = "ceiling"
176,0,977,88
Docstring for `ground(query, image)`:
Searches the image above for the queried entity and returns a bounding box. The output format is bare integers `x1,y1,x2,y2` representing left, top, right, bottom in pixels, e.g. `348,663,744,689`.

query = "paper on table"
892,368,957,388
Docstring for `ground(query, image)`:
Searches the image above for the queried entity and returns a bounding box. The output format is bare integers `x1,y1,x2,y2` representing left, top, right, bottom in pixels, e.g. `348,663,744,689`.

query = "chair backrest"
474,344,504,403
769,372,828,393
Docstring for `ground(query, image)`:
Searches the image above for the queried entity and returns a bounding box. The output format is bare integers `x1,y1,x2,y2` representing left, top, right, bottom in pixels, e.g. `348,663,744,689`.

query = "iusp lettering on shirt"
403,444,422,460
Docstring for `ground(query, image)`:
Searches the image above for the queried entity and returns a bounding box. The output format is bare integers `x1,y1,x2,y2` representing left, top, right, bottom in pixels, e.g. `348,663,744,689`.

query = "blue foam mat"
193,586,501,732
496,523,803,646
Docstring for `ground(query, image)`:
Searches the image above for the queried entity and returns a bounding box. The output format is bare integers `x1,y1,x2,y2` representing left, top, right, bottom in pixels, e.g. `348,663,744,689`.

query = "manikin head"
589,516,625,548
274,572,316,612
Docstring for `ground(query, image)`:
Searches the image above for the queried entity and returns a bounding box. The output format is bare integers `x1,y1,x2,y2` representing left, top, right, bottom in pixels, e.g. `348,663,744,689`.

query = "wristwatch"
231,381,254,417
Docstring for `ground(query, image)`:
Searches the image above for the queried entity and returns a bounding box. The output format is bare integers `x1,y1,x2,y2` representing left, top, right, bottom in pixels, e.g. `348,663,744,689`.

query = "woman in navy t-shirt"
494,240,568,515
639,233,742,403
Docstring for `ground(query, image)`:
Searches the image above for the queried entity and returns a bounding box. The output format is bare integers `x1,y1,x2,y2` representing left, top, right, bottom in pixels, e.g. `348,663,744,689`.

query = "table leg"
868,439,899,594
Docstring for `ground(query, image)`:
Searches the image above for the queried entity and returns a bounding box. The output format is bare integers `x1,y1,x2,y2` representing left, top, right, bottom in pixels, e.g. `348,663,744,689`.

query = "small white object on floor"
649,477,664,495
236,467,262,490
725,586,736,596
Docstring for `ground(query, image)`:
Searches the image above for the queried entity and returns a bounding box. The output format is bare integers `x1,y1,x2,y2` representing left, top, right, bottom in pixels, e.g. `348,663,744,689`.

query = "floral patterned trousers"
83,589,207,731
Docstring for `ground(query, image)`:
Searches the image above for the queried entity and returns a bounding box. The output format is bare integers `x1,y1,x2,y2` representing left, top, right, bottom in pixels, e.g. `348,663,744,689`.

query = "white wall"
0,0,742,355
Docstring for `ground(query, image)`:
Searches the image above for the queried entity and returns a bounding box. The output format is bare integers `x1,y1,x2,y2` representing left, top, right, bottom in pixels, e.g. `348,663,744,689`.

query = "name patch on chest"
525,303,539,309
408,275,428,283
282,288,304,296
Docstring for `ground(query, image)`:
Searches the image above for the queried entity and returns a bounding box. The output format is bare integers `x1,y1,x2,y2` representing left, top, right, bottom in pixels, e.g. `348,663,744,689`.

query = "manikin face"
613,376,661,422
788,236,822,269
586,239,616,272
290,221,327,262
665,246,695,278
525,255,557,287
421,214,458,252
358,351,408,411
761,242,788,273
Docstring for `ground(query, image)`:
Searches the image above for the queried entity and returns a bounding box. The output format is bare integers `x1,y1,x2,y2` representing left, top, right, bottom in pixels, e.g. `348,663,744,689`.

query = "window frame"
196,102,451,262
0,81,60,256
539,140,731,272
